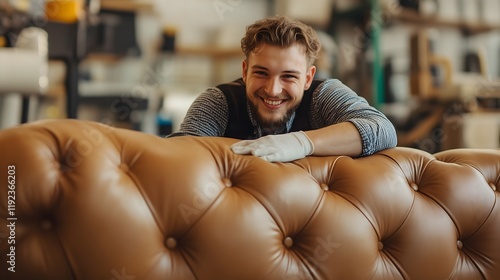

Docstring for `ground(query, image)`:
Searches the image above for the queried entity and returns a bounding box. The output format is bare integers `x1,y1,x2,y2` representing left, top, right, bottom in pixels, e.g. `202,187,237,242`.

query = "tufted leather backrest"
0,119,499,280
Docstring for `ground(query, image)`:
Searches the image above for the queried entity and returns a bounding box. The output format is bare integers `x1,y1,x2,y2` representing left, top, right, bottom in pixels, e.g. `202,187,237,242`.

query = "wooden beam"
100,0,153,12
391,8,500,35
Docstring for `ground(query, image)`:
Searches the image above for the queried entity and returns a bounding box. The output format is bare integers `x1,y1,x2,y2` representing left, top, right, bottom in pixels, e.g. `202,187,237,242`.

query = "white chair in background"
0,26,49,129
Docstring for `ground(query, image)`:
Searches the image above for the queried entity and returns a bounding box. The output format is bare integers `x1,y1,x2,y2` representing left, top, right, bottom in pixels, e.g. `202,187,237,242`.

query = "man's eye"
283,75,297,79
254,71,267,76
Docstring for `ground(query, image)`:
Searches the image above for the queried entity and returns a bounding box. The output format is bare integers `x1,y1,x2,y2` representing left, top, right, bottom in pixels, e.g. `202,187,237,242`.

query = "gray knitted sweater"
168,79,397,156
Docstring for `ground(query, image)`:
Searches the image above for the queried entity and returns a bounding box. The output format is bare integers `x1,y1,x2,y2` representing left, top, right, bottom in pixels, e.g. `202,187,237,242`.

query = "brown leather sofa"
1,119,499,280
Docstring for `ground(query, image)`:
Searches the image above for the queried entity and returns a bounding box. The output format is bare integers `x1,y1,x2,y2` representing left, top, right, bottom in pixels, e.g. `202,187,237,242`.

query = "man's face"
242,43,316,131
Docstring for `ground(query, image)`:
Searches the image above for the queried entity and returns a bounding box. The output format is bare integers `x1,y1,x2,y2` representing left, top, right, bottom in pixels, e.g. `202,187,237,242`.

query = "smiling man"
167,16,397,162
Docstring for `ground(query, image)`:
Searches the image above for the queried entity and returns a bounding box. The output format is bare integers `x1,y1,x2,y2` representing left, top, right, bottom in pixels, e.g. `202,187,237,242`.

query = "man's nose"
265,77,283,97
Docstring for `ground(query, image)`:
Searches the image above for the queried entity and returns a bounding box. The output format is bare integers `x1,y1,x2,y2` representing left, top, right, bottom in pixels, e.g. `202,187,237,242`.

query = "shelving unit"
364,1,500,151
171,46,243,85
176,46,243,58
40,0,154,119
369,3,500,108
390,8,500,35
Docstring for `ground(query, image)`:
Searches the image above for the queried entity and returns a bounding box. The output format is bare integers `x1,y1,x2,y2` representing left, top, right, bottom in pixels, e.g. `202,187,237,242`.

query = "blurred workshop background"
1,0,499,153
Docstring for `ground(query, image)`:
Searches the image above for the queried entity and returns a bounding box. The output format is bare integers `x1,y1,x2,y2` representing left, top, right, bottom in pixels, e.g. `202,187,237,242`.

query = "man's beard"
248,98,300,133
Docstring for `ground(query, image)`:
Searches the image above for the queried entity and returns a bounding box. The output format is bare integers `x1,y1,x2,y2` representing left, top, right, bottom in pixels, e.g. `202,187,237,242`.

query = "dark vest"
217,78,324,139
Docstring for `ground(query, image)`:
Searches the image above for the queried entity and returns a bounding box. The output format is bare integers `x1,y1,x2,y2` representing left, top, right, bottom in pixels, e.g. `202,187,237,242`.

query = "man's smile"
262,98,285,108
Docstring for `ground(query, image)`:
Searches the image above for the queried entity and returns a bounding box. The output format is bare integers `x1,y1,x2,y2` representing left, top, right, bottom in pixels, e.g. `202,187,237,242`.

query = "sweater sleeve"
166,87,228,137
310,79,397,156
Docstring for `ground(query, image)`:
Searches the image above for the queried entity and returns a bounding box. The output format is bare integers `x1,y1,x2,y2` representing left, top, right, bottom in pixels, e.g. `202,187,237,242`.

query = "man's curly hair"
241,16,321,67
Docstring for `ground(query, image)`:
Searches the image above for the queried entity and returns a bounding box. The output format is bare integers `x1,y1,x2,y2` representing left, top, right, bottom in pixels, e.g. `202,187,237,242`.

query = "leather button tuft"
41,220,53,231
378,242,384,251
410,183,418,191
457,240,463,250
166,237,177,249
321,183,329,191
119,164,129,172
490,183,497,192
283,237,293,248
223,178,232,188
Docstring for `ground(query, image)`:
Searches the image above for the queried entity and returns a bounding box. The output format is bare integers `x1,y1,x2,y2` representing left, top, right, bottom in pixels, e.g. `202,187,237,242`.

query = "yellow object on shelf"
45,0,83,23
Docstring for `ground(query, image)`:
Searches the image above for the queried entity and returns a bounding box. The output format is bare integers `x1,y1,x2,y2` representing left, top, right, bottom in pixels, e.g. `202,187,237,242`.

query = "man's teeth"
264,99,282,106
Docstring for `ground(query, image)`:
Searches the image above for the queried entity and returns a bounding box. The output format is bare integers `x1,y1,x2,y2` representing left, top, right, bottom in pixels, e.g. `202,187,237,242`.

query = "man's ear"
242,59,248,83
304,65,317,90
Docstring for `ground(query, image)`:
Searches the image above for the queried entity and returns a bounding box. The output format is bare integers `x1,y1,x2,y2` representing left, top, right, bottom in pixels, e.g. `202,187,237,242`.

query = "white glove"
230,131,314,162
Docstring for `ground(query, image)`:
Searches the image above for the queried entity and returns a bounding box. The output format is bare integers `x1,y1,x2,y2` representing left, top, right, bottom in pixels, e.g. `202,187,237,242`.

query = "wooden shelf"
100,0,153,12
176,46,243,58
390,8,500,35
85,53,123,63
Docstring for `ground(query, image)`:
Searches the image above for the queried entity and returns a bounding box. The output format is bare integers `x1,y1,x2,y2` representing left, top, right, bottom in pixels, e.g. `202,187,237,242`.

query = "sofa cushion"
0,119,499,279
